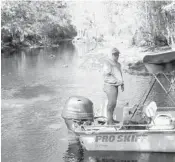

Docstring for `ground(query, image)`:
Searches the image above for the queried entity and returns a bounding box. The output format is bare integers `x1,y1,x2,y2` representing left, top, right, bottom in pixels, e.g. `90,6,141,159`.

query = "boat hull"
79,130,175,152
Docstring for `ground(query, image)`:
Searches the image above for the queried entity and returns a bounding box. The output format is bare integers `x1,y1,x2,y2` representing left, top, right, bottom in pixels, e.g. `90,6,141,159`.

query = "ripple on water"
48,124,63,130
13,84,56,99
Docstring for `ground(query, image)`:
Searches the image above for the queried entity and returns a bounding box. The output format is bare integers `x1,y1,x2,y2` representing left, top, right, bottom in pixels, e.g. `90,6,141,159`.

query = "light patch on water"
48,124,63,130
2,102,25,109
59,138,68,141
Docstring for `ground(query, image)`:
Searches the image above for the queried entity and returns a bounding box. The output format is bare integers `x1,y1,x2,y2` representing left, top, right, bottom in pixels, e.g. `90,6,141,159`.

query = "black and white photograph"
1,0,175,162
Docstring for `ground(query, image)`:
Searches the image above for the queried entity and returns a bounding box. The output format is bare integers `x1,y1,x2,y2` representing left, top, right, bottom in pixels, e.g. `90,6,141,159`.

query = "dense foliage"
1,1,76,52
1,1,175,53
69,1,175,48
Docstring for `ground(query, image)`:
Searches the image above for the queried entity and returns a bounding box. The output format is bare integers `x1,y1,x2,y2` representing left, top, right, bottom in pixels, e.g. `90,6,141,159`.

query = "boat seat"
143,101,175,130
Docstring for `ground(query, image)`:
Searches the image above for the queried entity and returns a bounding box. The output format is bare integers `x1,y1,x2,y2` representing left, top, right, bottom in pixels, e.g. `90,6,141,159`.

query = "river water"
1,42,175,162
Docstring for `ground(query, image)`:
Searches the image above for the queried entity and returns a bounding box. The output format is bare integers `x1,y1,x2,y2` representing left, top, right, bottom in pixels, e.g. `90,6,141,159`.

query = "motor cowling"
62,96,94,132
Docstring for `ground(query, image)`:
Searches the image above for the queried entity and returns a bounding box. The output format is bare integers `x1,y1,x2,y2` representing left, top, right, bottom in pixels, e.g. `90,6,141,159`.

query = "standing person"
103,47,124,125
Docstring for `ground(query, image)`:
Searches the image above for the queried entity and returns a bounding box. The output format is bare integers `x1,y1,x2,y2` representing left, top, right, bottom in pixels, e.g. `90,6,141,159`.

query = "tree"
1,1,76,51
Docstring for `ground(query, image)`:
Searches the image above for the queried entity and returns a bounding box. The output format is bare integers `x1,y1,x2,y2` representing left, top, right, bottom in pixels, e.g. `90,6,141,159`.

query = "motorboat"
62,51,175,152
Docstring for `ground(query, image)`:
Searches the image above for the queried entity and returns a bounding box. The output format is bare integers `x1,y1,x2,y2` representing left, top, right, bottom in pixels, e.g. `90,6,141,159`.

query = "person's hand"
121,83,124,92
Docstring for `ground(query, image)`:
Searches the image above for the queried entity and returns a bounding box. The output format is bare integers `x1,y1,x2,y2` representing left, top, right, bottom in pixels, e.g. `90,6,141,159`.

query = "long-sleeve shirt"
103,59,124,86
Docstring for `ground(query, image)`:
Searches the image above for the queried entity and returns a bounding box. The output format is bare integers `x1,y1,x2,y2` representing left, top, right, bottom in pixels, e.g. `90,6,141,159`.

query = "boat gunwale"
75,129,175,136
75,128,175,135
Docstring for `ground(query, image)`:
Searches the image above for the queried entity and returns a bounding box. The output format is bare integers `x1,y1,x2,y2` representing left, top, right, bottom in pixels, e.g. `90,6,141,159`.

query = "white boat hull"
79,130,175,152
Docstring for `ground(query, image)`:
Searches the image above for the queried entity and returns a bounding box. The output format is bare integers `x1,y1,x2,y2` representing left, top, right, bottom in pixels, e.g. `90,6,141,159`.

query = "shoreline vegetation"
1,1,77,54
1,1,175,73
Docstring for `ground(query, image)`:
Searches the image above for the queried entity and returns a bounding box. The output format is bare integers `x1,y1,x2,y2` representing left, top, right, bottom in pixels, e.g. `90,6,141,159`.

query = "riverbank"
2,38,173,75
1,39,74,57
79,43,173,75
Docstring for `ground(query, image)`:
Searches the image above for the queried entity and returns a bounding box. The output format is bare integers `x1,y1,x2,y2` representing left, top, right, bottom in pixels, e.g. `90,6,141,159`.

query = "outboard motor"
62,96,94,132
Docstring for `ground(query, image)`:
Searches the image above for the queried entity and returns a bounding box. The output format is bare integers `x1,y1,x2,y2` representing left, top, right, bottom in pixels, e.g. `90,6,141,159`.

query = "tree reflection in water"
64,140,175,162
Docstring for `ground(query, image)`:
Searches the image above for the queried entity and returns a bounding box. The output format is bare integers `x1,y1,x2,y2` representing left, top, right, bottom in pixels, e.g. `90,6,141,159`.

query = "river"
1,42,175,162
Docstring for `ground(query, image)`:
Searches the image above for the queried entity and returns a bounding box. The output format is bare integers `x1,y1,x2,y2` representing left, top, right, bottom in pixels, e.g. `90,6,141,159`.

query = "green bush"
1,1,76,51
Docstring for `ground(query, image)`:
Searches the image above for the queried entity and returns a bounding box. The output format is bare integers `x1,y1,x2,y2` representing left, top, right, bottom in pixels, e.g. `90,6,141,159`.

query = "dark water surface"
1,42,175,162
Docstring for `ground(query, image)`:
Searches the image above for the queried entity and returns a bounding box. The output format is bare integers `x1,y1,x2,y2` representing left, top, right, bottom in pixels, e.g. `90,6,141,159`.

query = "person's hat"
111,47,120,55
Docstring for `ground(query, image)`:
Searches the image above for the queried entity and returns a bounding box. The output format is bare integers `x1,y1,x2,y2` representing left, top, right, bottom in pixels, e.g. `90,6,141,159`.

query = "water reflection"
64,140,84,162
1,42,76,76
65,141,175,162
74,42,97,57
